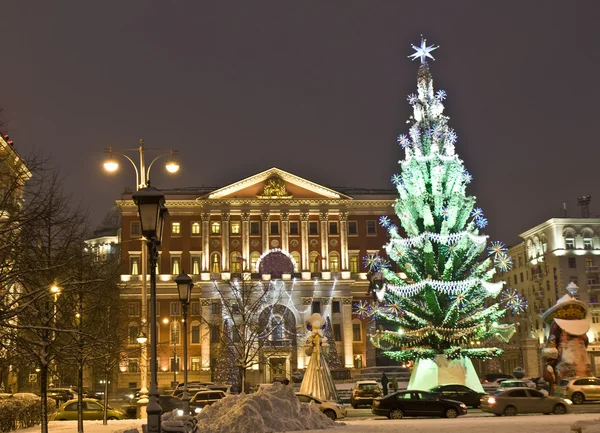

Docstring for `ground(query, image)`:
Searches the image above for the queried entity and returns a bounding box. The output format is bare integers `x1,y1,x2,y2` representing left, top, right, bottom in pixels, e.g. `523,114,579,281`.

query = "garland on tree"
358,38,516,362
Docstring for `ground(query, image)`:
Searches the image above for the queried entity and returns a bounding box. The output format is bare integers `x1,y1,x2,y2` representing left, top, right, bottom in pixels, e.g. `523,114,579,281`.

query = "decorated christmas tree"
212,320,238,387
359,38,519,391
323,316,343,370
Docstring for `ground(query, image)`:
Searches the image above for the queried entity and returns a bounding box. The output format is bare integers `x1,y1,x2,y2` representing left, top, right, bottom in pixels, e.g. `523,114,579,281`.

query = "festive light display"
501,288,528,314
360,38,516,363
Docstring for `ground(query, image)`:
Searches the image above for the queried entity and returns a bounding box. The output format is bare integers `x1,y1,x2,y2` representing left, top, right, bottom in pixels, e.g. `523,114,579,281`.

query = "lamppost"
103,140,179,404
132,185,168,433
175,272,193,415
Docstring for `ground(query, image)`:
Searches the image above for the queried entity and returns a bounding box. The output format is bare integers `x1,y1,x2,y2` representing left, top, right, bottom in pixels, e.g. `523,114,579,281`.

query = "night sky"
0,1,598,245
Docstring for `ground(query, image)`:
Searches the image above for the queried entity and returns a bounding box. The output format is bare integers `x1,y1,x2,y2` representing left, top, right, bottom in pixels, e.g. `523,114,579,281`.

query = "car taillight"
487,397,496,405
373,400,380,406
562,387,568,391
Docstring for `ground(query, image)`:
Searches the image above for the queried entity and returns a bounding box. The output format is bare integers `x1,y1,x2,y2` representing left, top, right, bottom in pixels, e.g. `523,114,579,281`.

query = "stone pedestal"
521,336,541,377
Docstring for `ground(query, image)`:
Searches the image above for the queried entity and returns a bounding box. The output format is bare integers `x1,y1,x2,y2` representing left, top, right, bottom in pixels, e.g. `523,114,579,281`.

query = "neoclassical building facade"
116,168,397,389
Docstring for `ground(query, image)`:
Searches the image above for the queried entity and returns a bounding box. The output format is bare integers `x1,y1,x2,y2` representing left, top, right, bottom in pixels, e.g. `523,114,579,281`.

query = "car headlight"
194,407,202,413
127,394,134,400
460,403,467,408
487,397,496,405
176,409,184,416
564,399,573,405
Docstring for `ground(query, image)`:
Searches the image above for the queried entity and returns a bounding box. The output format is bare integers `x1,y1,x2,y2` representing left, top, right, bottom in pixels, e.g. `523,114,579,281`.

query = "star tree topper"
409,37,439,63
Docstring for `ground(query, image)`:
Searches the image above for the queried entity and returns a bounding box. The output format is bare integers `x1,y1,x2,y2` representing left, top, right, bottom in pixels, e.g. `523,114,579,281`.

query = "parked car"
11,393,40,400
351,380,382,408
296,393,347,420
130,394,184,414
497,380,537,391
556,377,600,404
429,384,487,408
47,388,77,404
189,390,227,414
480,388,571,416
172,387,210,399
291,371,304,383
480,373,514,384
372,390,467,419
175,382,213,390
50,398,126,421
124,388,141,401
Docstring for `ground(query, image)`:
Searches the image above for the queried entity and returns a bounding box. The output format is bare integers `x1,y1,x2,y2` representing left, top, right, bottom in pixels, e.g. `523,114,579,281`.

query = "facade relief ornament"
257,177,292,199
321,297,331,306
201,212,211,221
200,299,212,307
290,239,299,248
231,239,240,248
241,212,250,221
339,211,349,222
211,239,220,248
319,212,329,221
341,297,353,305
280,211,289,221
302,296,313,305
270,239,280,248
310,239,319,248
221,212,230,221
251,239,260,248
261,212,270,221
330,239,339,248
300,212,309,222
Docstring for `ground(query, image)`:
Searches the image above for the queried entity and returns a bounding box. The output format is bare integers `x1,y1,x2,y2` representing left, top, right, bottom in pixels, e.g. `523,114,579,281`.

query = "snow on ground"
194,382,337,433
15,419,144,433
288,413,600,433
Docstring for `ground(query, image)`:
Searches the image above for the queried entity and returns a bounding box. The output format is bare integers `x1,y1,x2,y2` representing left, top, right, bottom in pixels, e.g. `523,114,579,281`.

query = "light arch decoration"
254,248,297,274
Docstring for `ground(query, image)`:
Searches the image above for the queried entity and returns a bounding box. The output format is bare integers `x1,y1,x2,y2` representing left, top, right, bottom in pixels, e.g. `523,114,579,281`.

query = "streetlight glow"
103,158,119,172
50,285,61,295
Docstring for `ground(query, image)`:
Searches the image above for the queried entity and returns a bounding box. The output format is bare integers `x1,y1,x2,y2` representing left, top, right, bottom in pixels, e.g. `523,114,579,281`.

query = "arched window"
583,229,594,250
310,252,320,272
211,222,221,234
231,252,243,273
128,321,139,345
211,253,221,273
250,251,260,272
329,252,339,272
271,316,283,341
291,252,300,272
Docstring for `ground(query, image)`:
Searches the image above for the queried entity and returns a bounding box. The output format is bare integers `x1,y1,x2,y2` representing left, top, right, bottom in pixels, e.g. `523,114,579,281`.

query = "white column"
200,299,211,370
281,211,289,252
221,212,230,272
341,296,354,368
261,212,270,254
320,212,329,270
300,212,309,271
339,211,349,271
242,212,250,271
202,213,210,272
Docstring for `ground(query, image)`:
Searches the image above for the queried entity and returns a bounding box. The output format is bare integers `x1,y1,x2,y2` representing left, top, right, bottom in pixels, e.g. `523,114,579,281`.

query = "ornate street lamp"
132,186,168,433
175,272,194,415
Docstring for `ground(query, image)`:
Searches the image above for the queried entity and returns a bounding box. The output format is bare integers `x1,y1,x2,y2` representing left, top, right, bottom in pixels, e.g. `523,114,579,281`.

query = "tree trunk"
240,367,247,394
77,356,84,433
103,365,109,425
39,363,49,433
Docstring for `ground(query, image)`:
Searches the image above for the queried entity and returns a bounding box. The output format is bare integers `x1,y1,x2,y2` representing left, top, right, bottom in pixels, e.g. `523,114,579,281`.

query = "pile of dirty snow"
195,382,337,433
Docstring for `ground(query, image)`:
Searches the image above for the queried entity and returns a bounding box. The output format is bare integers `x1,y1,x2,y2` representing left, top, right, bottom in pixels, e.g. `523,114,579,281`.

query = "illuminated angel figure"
298,314,339,402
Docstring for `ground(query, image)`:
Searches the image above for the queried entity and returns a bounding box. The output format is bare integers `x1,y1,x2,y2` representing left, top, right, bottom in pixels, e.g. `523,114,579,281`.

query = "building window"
333,324,342,341
191,322,200,344
231,221,241,234
514,275,518,284
329,222,339,235
128,358,139,373
250,252,260,272
191,222,201,235
312,301,321,314
520,272,524,283
191,302,200,316
332,301,341,314
210,325,221,343
170,357,179,372
128,302,140,317
172,222,181,236
310,252,320,272
568,258,577,268
329,252,339,272
170,321,180,344
171,256,181,275
566,237,575,249
148,300,161,317
271,316,283,341
585,237,593,250
270,222,280,235
211,222,221,235
128,322,139,345
289,222,299,235
170,302,181,316
352,323,361,342
349,255,359,273
192,256,201,275
131,221,141,238
348,221,358,236
191,357,201,371
250,221,260,235
366,220,377,236
211,253,220,273
130,257,140,275
231,252,243,273
211,302,221,315
593,313,600,324
309,222,318,235
587,258,595,268
291,252,300,272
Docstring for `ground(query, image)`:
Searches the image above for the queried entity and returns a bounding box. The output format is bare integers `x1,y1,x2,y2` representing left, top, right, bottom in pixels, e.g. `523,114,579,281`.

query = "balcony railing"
264,339,293,348
586,266,600,273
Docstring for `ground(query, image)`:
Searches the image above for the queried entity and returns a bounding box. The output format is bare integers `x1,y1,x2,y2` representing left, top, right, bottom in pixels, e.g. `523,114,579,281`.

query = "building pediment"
206,167,352,200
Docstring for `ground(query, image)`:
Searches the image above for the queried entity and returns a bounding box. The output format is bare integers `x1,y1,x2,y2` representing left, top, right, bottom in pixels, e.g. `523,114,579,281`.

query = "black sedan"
429,384,487,408
372,390,468,419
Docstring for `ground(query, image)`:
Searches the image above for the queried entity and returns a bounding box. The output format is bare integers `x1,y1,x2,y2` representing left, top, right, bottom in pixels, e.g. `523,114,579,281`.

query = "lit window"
130,257,140,275
128,358,139,373
349,256,359,273
329,252,339,272
192,222,201,235
291,252,300,272
211,253,220,273
231,221,241,234
172,222,181,235
366,220,377,236
250,252,260,272
310,252,320,272
192,256,201,275
128,302,140,317
211,222,221,235
191,357,201,371
171,257,181,275
231,252,243,273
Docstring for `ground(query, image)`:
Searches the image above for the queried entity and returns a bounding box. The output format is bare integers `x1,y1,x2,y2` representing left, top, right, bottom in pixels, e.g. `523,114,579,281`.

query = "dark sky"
0,1,598,245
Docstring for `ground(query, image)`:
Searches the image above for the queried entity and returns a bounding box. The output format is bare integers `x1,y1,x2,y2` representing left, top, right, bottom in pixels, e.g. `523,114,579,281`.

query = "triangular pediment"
207,167,351,200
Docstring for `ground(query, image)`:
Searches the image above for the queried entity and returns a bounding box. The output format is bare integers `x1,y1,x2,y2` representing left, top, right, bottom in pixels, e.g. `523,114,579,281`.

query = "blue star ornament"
409,37,439,63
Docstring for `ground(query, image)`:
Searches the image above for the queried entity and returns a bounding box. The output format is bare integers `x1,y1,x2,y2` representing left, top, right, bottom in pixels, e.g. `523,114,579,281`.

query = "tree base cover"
406,355,485,393
194,382,336,433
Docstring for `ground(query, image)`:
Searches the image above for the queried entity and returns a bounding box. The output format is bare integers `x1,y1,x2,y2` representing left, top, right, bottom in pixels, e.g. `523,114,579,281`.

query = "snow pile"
195,382,337,433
